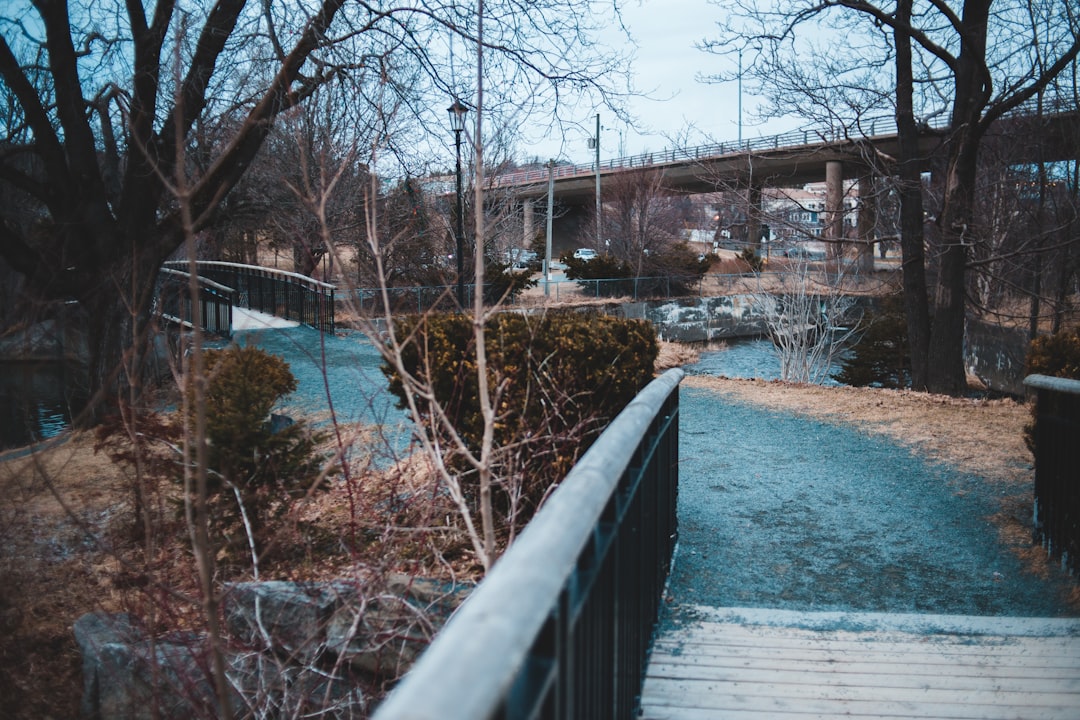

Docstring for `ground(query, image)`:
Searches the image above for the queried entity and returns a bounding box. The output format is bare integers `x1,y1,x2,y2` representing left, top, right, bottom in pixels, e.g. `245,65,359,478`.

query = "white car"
573,248,598,260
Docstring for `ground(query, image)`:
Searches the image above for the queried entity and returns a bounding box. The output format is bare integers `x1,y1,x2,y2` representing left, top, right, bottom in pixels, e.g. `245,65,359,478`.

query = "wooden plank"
649,645,1080,672
641,680,1080,720
646,662,1080,693
641,609,1080,720
643,677,1080,708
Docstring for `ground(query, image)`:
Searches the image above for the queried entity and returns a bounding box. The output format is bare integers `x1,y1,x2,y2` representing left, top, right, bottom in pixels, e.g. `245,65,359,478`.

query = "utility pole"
590,114,601,249
545,159,554,297
738,49,743,146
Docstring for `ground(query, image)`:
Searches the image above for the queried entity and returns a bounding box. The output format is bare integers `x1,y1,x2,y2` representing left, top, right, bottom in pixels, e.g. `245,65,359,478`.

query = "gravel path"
669,385,1079,618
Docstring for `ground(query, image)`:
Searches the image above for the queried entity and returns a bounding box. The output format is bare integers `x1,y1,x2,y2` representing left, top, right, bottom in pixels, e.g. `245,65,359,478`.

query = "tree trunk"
76,243,166,426
893,0,931,390
925,0,991,395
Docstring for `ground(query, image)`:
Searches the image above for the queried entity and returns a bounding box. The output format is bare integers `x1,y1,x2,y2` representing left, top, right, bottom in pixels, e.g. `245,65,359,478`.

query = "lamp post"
448,99,468,308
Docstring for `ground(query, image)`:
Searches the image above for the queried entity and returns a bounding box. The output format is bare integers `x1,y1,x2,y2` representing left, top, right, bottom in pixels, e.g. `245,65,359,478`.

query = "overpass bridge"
494,96,1079,251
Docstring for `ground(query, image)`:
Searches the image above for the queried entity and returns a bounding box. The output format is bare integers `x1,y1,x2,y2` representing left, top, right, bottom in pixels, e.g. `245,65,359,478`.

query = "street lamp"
448,99,468,308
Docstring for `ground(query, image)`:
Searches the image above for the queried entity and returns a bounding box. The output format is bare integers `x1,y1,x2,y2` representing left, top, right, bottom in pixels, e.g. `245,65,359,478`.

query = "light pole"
588,113,601,250
738,49,743,146
448,99,468,309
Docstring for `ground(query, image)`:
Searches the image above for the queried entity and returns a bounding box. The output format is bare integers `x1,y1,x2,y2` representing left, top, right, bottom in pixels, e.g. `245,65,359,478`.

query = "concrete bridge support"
523,199,535,249
747,184,763,252
855,174,877,273
825,160,845,258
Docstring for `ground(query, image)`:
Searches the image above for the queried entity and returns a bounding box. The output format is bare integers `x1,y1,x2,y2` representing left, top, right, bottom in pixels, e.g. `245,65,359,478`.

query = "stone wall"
618,295,767,343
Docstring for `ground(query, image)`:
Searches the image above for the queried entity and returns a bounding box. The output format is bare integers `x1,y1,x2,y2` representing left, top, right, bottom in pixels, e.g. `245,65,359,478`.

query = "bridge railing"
1024,374,1080,578
155,268,236,337
372,368,683,720
163,261,336,333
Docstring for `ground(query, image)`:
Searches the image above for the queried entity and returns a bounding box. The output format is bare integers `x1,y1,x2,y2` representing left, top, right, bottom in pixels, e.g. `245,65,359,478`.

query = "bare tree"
0,0,632,423
703,0,1080,393
754,253,863,384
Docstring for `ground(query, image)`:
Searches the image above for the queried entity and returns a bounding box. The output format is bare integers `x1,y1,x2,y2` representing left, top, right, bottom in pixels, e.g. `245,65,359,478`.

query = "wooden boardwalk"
641,606,1080,720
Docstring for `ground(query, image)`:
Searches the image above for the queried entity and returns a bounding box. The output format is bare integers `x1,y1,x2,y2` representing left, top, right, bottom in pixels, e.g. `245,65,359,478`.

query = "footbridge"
371,370,1080,720
157,261,335,337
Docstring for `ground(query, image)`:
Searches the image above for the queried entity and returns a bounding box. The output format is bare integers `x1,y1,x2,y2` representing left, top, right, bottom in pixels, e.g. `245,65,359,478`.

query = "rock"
73,613,140,720
76,579,469,719
228,651,365,719
74,614,222,720
223,581,351,664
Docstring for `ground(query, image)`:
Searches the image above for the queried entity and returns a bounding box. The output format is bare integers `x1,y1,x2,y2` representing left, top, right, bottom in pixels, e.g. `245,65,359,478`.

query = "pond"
0,362,88,451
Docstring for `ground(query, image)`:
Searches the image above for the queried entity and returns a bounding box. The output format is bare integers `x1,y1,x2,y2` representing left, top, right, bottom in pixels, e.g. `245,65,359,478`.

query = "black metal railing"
163,261,336,333
1025,374,1080,578
155,268,236,337
371,368,683,720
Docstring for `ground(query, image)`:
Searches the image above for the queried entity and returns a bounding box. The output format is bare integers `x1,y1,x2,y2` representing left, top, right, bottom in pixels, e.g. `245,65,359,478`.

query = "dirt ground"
0,363,1071,718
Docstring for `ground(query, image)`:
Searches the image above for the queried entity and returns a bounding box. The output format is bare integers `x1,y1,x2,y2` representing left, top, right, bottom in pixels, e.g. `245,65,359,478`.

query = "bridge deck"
641,607,1080,719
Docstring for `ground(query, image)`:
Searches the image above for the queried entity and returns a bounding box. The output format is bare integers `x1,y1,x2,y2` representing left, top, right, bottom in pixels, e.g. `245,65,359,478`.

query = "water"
234,324,409,434
0,326,408,453
0,330,838,452
686,338,846,384
0,362,87,451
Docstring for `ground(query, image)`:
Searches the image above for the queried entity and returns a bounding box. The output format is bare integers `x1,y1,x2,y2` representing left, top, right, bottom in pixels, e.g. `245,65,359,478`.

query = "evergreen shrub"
1025,327,1080,380
198,345,328,548
383,311,658,520
1023,326,1080,453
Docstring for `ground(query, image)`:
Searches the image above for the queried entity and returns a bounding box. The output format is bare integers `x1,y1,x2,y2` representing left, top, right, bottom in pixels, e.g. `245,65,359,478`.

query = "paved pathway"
642,386,1080,718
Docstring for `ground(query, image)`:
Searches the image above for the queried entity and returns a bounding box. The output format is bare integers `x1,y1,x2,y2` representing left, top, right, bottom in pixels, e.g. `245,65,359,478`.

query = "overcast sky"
531,0,803,164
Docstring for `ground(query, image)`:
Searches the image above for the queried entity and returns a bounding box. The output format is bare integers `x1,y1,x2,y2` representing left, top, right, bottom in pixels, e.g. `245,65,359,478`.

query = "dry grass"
0,419,479,720
683,376,1033,486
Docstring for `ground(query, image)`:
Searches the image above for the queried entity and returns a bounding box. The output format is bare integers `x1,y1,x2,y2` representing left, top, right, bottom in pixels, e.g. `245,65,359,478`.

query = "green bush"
1025,327,1080,380
482,258,537,305
562,253,636,297
198,345,328,548
1022,327,1080,453
383,311,658,522
738,247,763,273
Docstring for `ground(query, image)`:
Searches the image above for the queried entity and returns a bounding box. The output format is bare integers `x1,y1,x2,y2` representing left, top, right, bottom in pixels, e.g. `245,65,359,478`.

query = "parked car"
507,249,538,269
573,248,598,260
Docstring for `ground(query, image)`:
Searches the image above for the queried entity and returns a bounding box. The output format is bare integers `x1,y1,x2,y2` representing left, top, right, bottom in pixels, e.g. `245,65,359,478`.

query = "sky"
531,0,803,164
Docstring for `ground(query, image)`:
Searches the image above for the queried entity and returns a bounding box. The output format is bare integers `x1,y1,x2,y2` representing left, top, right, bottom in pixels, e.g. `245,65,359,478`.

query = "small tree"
196,345,328,553
755,255,862,384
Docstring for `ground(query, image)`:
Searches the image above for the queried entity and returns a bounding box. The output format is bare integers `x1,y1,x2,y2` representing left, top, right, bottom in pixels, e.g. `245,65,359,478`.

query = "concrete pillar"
855,174,876,273
747,184,763,254
523,199,534,250
825,160,844,258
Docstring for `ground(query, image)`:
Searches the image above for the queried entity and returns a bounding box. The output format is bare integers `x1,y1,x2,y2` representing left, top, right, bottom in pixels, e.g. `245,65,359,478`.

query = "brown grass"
0,418,480,720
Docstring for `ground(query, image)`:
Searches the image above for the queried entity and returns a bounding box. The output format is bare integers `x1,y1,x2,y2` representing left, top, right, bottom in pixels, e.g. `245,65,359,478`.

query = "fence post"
1024,374,1080,578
